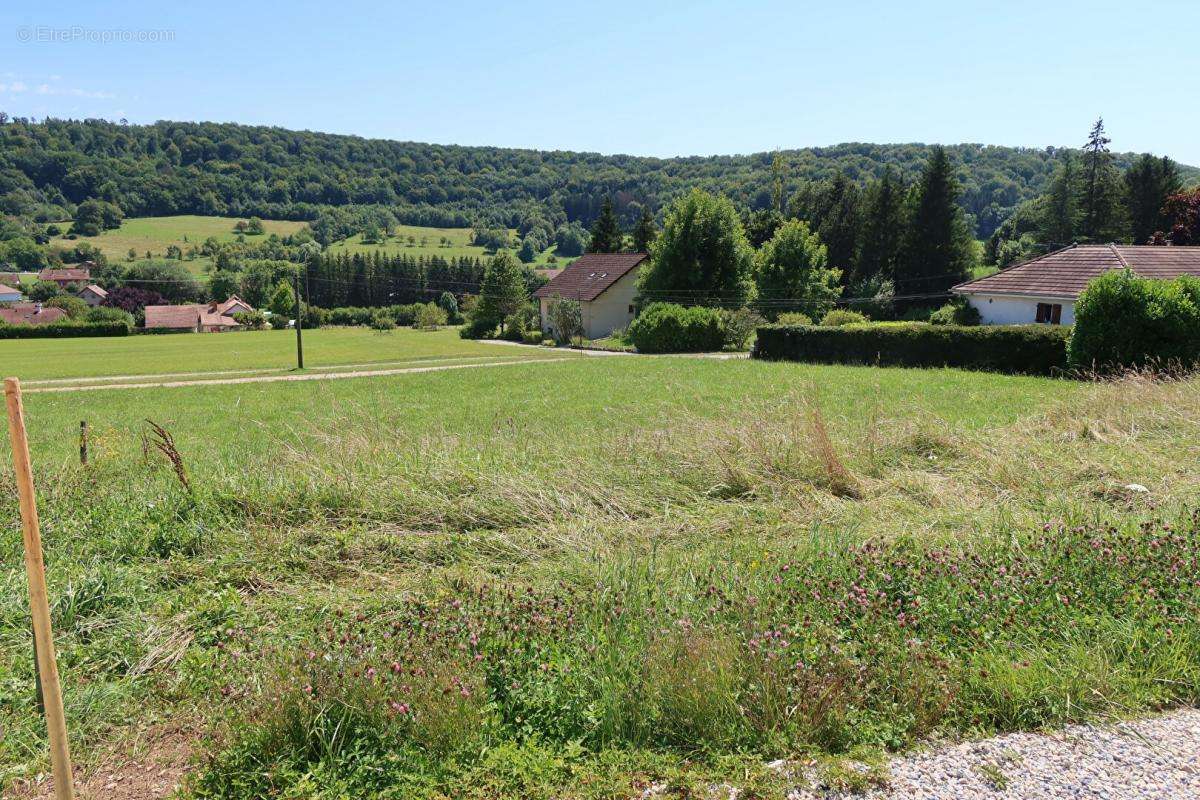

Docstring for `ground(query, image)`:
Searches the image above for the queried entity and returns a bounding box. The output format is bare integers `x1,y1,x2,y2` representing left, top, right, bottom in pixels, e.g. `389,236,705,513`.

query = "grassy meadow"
0,327,568,383
1,337,1199,797
48,215,308,274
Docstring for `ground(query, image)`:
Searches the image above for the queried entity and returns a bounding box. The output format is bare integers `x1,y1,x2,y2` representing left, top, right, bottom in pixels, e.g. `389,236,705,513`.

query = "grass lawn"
0,327,570,382
2,351,1198,798
48,215,308,274
328,224,565,269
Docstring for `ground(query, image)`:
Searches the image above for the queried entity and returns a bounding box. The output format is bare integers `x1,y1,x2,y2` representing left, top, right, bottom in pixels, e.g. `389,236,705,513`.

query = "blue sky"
2,0,1198,163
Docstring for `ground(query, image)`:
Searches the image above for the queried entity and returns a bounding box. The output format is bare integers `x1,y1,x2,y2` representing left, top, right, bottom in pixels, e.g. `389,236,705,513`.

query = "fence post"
5,378,76,800
79,421,87,466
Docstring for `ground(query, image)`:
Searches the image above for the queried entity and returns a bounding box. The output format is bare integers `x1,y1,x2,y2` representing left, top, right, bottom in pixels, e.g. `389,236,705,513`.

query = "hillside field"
48,215,308,273
1,332,1199,798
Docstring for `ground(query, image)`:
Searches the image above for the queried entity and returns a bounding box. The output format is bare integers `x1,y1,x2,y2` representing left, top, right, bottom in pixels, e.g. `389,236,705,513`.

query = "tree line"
4,115,1184,243
988,119,1199,264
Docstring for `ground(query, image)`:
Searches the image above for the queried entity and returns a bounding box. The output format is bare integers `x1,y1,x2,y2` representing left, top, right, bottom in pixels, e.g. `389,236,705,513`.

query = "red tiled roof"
144,305,202,330
214,295,252,315
38,267,90,283
533,253,648,302
0,283,21,296
81,284,108,297
953,244,1200,300
0,303,68,326
146,304,240,330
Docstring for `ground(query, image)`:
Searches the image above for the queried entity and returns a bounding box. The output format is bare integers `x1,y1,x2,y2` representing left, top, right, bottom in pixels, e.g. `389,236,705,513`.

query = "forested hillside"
3,116,1188,240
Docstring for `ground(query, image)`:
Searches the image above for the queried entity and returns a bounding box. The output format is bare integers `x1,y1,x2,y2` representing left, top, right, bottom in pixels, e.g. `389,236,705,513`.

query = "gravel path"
791,708,1200,800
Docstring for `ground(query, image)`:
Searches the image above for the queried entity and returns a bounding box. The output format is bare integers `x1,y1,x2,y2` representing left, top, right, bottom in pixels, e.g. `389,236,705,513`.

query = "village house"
38,266,91,288
78,284,108,306
0,283,22,303
143,296,254,333
0,302,68,326
952,244,1200,325
534,252,648,340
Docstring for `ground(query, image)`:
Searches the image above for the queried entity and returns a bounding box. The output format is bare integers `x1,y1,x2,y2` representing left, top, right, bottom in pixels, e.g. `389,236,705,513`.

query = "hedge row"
752,323,1069,375
0,321,131,339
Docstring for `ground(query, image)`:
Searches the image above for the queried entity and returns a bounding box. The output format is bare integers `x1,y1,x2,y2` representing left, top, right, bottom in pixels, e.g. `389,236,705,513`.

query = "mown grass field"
2,339,1199,798
0,327,567,383
48,215,308,274
327,224,563,269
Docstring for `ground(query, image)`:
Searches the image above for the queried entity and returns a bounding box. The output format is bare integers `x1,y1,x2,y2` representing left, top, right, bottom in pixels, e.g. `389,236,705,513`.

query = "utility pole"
293,267,304,370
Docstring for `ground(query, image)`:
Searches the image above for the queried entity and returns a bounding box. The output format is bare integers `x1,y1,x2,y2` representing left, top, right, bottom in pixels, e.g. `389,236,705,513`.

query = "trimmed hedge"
0,321,130,339
752,323,1069,375
627,302,726,353
1069,271,1200,372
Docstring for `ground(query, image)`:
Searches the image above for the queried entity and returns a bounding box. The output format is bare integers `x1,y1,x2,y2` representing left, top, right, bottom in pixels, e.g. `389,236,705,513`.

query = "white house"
953,244,1200,326
534,252,648,339
0,283,22,303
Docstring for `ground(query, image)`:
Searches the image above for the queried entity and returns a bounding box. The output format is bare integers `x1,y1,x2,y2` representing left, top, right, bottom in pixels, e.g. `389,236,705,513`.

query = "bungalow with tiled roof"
144,296,253,333
0,303,68,326
952,244,1200,326
0,283,22,303
38,267,91,287
533,252,649,339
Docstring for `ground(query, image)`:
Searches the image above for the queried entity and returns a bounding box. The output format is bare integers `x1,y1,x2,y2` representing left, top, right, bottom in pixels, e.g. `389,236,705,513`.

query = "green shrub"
414,303,448,330
370,312,395,331
819,309,869,326
45,294,89,319
627,303,726,353
775,311,813,326
0,321,129,339
232,310,268,330
753,323,1068,375
721,307,764,350
83,305,135,330
1069,271,1200,372
929,300,981,326
522,329,544,345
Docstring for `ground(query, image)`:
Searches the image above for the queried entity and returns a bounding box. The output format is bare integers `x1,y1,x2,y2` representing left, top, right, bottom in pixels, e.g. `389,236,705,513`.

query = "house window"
628,304,635,314
1035,303,1062,324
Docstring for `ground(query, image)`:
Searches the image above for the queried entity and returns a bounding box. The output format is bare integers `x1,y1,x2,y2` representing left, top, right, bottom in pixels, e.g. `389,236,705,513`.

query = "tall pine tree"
1079,118,1125,242
588,196,624,253
631,206,657,252
896,146,975,301
853,167,904,284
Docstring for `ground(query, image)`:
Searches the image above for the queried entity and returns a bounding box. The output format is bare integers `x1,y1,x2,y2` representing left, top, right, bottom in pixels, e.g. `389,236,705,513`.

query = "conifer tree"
631,206,657,252
1124,154,1181,244
853,167,904,284
1079,118,1125,242
896,146,974,300
1040,152,1080,246
588,196,624,253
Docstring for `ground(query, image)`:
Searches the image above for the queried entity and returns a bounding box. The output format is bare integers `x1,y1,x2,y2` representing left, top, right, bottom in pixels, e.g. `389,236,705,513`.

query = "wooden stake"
5,377,75,800
79,421,88,466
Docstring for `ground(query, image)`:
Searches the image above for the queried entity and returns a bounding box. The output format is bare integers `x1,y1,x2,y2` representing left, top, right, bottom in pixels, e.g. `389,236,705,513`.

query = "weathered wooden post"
5,378,76,800
79,421,88,466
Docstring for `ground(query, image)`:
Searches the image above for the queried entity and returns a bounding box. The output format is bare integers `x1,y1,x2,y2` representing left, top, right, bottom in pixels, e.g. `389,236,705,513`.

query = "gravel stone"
789,707,1200,800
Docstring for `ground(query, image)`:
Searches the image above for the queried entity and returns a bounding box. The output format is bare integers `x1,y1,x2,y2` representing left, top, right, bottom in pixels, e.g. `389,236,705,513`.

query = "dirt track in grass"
18,357,572,393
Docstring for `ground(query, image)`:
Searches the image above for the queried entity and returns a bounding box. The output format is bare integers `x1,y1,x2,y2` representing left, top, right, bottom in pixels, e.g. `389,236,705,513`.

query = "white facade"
0,288,21,303
540,265,642,340
965,294,1075,326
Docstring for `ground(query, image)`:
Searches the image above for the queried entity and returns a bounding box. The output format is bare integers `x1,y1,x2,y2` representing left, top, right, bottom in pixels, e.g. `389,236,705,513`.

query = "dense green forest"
3,115,1191,241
